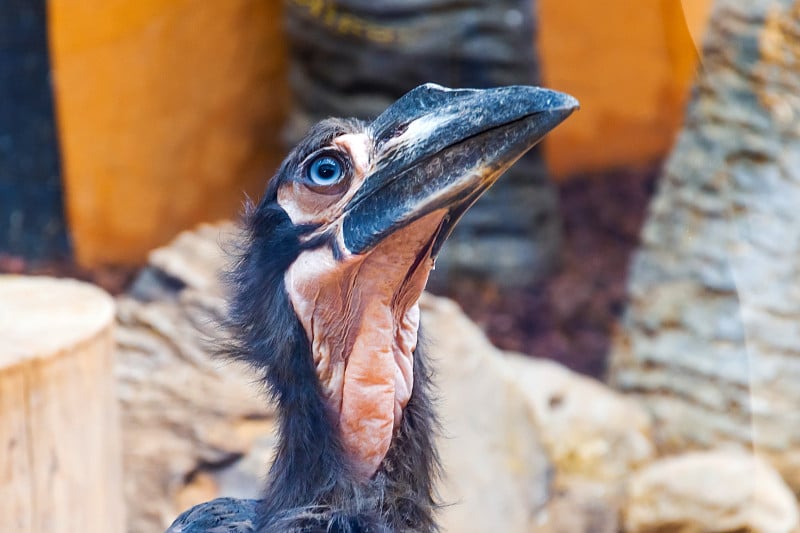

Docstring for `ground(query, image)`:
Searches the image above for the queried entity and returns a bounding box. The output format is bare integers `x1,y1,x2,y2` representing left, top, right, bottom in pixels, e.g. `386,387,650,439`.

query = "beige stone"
546,480,620,533
624,450,800,533
502,354,655,533
506,355,654,484
608,0,800,491
420,294,552,533
115,224,274,532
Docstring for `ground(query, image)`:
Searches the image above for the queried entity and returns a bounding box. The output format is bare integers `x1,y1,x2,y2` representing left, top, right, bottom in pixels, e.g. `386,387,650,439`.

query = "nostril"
377,123,409,147
390,123,409,138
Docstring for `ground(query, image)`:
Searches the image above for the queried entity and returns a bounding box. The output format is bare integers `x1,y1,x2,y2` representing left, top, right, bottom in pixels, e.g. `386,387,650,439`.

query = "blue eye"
307,155,344,185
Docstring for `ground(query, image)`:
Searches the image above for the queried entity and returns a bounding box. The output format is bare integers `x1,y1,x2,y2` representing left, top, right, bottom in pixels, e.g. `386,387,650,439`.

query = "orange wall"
48,0,712,266
539,0,712,177
49,0,288,266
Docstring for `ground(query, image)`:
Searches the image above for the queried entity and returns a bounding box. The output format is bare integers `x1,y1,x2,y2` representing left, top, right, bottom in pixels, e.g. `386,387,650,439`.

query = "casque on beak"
340,83,579,257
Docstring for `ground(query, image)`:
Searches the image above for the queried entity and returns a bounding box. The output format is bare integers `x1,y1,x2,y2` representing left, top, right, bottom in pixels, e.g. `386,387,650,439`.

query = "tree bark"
283,0,561,287
0,277,122,532
609,0,800,490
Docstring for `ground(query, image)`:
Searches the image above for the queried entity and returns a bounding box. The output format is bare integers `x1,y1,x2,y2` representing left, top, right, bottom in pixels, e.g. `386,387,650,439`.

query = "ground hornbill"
166,83,577,533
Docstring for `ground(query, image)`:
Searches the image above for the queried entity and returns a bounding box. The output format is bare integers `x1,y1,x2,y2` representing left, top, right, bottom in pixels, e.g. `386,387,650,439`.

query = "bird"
166,83,577,533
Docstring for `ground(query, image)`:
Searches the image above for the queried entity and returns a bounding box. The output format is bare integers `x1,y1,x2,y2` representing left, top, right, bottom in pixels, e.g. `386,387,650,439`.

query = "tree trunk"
0,276,122,532
609,0,800,490
117,223,553,533
283,0,560,288
610,0,800,490
0,1,70,260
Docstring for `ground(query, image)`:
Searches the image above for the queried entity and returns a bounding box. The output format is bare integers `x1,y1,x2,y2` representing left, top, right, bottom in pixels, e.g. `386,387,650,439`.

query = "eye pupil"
308,155,343,185
318,163,335,178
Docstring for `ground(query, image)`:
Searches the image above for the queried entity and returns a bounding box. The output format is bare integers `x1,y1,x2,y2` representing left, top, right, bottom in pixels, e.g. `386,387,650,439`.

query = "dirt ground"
1,166,658,379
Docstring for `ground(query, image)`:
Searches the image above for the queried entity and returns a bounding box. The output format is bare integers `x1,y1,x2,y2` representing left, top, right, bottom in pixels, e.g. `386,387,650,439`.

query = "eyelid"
302,147,352,174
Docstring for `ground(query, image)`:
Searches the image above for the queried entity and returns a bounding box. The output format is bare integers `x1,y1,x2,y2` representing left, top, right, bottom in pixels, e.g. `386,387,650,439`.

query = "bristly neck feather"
225,200,440,533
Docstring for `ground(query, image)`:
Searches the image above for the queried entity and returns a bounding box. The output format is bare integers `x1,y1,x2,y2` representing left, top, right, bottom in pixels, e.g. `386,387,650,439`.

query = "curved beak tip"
540,90,580,116
342,84,579,255
558,93,581,111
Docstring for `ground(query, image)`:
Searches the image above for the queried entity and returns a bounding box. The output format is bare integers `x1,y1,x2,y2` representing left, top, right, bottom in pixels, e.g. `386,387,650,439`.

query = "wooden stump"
0,276,122,533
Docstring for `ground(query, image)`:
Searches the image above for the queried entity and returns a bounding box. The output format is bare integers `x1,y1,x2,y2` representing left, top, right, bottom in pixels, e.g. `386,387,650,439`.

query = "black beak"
341,83,579,256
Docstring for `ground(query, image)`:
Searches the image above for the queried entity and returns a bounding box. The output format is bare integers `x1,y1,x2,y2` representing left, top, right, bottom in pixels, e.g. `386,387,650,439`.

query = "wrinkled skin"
280,133,447,478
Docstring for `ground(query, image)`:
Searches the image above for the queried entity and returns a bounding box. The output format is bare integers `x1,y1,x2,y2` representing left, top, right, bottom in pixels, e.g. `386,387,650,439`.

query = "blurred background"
5,1,800,532
1,0,710,375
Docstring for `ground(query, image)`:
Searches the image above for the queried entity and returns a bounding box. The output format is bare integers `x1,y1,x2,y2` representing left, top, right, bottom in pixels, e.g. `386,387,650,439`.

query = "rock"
420,294,552,533
545,479,620,533
146,222,238,294
623,450,800,533
117,223,554,533
506,355,654,485
608,0,800,490
503,354,655,533
116,224,276,533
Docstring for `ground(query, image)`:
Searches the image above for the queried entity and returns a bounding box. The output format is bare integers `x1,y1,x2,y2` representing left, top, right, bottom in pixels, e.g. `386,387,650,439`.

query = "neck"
228,205,439,531
259,302,439,532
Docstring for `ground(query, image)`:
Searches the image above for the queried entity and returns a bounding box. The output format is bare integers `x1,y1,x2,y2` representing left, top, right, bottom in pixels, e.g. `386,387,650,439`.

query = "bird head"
229,83,578,489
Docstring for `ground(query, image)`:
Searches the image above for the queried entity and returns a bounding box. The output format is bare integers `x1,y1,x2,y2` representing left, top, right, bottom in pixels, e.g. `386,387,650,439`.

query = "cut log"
0,276,122,533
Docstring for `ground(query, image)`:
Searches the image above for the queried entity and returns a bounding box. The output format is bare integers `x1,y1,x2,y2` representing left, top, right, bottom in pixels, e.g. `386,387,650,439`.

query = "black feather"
167,118,441,532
